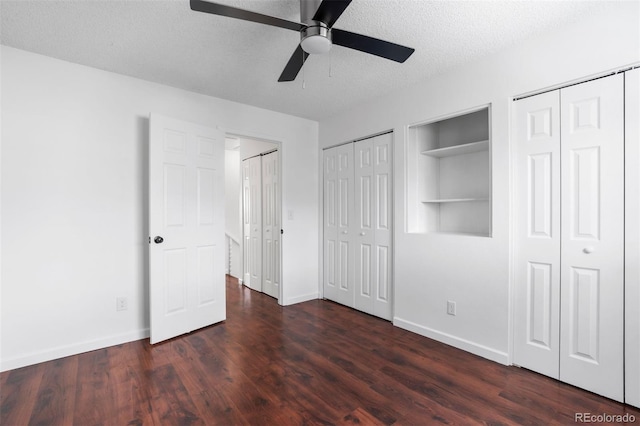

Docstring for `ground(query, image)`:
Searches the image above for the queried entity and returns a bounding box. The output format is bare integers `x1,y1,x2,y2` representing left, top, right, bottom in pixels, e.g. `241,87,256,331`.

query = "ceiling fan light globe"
301,35,332,54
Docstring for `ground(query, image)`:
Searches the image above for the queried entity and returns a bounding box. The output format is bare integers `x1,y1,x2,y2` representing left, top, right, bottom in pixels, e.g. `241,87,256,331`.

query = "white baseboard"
393,317,509,365
281,292,319,306
0,328,150,372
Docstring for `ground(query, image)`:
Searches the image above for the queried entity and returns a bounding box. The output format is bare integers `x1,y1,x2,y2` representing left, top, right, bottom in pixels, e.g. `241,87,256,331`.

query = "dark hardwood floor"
2,276,639,425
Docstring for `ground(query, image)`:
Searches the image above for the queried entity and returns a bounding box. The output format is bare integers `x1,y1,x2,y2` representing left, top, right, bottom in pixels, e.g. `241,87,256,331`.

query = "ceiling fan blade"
278,45,309,82
190,0,305,32
312,0,352,28
332,29,415,63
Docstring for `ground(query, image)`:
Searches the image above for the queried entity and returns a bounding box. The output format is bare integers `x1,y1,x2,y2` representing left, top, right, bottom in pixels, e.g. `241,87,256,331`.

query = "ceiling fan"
190,0,415,82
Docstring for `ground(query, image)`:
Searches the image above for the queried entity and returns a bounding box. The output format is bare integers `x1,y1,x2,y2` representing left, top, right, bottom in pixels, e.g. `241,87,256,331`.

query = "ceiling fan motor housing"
300,23,332,54
299,0,332,54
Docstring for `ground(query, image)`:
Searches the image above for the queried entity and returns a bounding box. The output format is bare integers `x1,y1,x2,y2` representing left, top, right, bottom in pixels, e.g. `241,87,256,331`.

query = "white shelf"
421,140,489,158
433,231,492,238
422,198,489,203
408,107,491,235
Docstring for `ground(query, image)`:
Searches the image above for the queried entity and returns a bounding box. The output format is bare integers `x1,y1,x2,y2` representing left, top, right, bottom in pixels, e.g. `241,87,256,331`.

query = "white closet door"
336,144,355,306
243,156,262,291
513,91,561,378
559,75,624,402
323,144,355,305
625,67,640,408
323,147,339,302
373,134,393,319
242,160,251,285
262,151,280,299
354,138,376,315
353,134,393,320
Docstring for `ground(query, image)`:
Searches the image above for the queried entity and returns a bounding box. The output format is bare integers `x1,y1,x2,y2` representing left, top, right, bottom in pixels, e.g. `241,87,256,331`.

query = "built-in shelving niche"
407,107,492,236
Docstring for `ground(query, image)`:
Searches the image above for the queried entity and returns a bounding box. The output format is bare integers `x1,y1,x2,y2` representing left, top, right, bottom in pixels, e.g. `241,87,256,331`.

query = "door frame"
229,131,283,304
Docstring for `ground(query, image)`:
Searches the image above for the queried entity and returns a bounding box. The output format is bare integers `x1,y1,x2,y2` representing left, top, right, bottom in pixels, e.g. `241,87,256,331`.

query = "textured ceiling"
0,0,618,120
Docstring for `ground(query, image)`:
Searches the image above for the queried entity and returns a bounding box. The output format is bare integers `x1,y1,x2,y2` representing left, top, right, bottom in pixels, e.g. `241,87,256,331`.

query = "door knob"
341,230,348,234
583,246,595,254
154,236,164,244
360,232,366,236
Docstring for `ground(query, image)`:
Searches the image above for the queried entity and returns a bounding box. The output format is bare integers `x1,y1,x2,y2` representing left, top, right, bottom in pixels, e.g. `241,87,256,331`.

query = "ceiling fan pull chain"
329,52,332,78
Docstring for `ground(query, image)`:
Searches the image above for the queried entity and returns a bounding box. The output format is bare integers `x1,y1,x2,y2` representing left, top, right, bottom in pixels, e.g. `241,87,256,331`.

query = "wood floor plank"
0,363,44,426
152,364,207,425
72,348,118,426
28,356,78,426
1,275,639,425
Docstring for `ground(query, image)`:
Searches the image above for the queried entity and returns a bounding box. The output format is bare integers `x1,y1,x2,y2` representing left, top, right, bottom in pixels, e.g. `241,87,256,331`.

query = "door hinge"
281,229,283,235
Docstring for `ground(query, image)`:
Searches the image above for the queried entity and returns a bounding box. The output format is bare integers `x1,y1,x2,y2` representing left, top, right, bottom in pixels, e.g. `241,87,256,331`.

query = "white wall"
1,46,319,371
319,3,640,364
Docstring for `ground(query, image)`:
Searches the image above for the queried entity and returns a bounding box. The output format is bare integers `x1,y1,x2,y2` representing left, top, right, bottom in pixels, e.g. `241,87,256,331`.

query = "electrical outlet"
116,297,128,311
447,300,456,316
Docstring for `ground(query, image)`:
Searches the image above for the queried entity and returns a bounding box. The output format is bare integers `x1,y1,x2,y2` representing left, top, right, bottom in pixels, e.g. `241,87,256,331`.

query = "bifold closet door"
513,90,561,379
513,74,625,402
323,144,355,306
625,67,640,409
354,134,393,320
262,151,280,299
324,135,393,320
242,156,262,291
242,159,251,285
559,73,624,402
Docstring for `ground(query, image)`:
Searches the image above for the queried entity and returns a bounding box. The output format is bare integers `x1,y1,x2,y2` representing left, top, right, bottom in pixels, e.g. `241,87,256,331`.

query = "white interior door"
513,74,625,402
336,144,355,307
625,68,640,408
149,113,225,344
354,138,376,314
323,144,355,305
372,134,393,319
242,156,262,291
513,90,561,378
242,159,251,286
354,134,393,320
323,147,339,302
262,151,280,299
559,75,624,401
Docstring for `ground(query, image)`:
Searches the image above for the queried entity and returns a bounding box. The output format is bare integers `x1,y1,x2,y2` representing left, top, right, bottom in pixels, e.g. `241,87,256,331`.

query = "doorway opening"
224,134,281,301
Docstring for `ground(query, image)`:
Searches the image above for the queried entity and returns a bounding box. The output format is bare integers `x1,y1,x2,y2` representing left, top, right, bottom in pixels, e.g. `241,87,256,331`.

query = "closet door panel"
353,139,376,314
559,74,624,402
248,156,263,291
336,144,355,307
242,160,251,285
373,134,393,320
354,139,375,315
513,90,561,378
625,68,640,408
262,151,280,299
323,148,339,302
